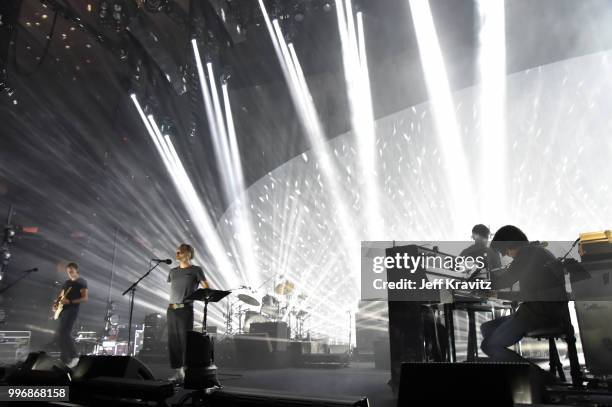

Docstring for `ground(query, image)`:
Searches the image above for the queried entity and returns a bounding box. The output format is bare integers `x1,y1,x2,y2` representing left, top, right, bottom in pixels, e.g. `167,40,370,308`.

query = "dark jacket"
492,243,568,320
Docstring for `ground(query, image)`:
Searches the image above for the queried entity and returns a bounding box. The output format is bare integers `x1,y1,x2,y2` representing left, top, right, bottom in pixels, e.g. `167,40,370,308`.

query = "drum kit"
224,279,310,338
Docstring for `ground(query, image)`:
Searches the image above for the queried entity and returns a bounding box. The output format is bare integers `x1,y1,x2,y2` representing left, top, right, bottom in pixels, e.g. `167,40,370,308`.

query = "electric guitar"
53,287,72,320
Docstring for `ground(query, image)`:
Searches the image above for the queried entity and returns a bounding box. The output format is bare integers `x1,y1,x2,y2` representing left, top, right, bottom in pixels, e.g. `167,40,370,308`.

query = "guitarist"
52,262,88,368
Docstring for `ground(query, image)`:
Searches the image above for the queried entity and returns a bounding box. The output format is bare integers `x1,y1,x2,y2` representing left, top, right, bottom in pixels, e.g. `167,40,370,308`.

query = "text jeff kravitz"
372,278,492,290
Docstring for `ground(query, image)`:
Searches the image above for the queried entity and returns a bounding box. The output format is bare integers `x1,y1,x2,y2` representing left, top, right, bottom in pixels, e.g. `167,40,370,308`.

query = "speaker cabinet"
398,362,542,406
249,322,289,351
184,331,219,389
71,355,155,380
5,352,71,385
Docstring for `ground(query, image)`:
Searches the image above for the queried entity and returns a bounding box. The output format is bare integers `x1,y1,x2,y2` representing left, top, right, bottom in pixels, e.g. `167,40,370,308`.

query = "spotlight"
160,117,175,135
267,0,282,20
97,0,134,30
220,71,231,85
3,227,15,244
144,0,168,13
294,3,305,22
99,1,108,19
112,5,122,22
282,21,298,42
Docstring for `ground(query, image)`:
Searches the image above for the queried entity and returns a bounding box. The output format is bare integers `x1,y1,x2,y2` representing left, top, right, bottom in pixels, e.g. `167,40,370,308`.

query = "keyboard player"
480,225,568,365
460,224,501,276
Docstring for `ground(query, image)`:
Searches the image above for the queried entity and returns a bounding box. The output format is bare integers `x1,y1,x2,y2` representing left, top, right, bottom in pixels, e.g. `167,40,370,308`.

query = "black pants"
56,305,79,364
167,306,193,369
480,304,564,363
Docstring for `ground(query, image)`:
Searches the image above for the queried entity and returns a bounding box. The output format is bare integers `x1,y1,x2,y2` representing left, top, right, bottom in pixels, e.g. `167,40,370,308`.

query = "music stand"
185,288,230,332
183,288,230,391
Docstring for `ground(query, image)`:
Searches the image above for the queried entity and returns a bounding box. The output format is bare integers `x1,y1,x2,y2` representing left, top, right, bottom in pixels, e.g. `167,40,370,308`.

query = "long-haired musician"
480,226,567,365
52,262,88,368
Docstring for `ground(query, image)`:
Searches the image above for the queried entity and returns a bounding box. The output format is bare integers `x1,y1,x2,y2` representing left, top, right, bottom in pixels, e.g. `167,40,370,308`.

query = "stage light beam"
130,94,238,290
192,40,260,287
260,0,362,288
477,0,507,220
335,0,383,239
408,0,476,236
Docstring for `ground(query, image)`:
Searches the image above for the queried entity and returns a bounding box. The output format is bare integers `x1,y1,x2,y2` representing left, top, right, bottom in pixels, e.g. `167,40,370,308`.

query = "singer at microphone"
152,258,172,264
166,243,210,383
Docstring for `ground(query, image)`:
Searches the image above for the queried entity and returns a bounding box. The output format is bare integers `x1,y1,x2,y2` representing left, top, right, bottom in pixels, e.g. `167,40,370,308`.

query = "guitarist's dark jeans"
57,305,79,363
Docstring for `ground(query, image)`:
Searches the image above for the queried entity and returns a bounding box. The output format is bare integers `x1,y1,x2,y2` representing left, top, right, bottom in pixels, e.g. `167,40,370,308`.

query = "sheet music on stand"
184,288,231,332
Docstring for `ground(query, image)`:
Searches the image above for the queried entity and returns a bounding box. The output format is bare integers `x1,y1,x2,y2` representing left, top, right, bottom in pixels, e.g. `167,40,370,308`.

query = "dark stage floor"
149,362,396,407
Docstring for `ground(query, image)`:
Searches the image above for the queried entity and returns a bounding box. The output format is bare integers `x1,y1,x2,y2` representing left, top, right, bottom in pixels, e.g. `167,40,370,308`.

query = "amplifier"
580,231,612,262
142,313,167,353
0,331,30,364
249,322,289,352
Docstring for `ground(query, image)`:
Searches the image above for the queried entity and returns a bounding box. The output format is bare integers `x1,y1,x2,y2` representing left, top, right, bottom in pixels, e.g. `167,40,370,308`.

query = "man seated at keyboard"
480,225,568,364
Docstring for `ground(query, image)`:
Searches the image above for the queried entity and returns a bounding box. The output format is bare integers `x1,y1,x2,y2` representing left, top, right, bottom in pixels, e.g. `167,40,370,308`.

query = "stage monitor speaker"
185,330,214,367
204,386,369,407
398,362,542,407
5,352,71,386
71,355,156,381
184,330,219,390
71,376,174,405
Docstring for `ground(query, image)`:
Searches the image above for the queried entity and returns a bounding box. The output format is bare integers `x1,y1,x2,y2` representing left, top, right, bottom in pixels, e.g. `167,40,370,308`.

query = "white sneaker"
169,367,185,382
66,357,80,369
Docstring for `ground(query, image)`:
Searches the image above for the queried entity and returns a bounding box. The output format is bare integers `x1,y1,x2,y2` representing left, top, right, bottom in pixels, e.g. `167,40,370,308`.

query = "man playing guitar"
52,262,88,368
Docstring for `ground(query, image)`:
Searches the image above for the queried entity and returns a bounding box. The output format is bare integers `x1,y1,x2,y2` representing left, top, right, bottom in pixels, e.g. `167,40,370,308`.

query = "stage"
151,362,396,407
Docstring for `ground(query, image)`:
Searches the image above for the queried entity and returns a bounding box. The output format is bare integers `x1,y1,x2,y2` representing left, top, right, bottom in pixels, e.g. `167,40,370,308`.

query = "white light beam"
408,0,477,236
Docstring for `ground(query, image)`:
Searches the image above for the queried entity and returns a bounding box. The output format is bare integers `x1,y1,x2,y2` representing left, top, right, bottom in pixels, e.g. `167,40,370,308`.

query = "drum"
244,311,268,332
261,295,280,318
261,295,279,307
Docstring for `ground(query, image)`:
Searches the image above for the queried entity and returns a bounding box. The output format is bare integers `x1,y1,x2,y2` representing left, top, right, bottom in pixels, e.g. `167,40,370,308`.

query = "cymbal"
274,280,295,295
237,294,260,306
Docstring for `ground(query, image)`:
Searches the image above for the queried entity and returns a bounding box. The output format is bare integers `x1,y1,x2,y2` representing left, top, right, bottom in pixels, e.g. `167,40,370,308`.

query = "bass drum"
261,295,280,319
244,311,268,333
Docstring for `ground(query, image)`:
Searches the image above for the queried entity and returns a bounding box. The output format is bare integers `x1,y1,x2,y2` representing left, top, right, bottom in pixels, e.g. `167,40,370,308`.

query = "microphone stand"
122,260,165,356
0,268,38,295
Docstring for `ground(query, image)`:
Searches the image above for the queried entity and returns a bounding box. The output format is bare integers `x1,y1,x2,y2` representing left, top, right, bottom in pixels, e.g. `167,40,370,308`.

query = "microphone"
152,258,172,264
22,268,38,273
